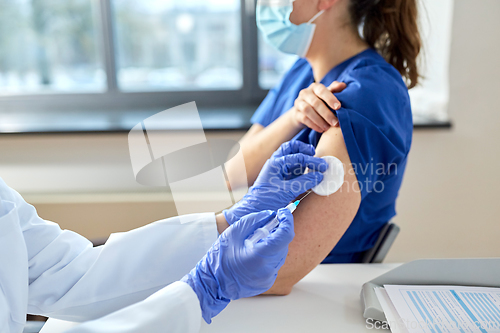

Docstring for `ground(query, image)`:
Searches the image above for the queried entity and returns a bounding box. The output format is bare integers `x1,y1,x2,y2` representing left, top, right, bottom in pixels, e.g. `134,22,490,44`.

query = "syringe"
245,191,312,247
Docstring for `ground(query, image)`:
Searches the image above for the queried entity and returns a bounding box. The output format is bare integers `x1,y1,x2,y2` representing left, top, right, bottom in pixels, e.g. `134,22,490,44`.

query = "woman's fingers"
307,84,339,126
292,82,345,132
301,116,325,133
328,81,347,93
304,92,337,127
327,81,345,127
294,99,330,133
312,83,341,112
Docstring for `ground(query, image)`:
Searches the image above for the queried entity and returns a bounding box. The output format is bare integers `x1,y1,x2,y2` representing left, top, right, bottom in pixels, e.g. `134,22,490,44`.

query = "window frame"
0,0,268,113
0,0,452,131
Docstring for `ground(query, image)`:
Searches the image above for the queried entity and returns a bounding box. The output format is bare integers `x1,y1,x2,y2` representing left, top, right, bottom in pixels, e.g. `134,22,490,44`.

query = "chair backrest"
360,222,400,264
90,236,109,247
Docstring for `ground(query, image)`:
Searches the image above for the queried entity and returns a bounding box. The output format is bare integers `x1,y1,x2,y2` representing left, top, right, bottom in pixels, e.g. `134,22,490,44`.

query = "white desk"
200,263,399,333
41,264,399,333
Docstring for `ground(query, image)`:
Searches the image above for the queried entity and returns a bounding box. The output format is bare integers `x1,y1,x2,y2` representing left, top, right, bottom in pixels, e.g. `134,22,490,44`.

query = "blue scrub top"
251,49,413,263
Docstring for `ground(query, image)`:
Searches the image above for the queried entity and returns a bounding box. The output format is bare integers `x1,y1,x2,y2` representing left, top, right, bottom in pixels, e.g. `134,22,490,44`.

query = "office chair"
90,236,109,247
359,222,400,264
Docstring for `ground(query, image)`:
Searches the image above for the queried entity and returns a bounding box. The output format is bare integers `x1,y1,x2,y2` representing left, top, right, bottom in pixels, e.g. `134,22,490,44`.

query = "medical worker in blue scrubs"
225,0,422,295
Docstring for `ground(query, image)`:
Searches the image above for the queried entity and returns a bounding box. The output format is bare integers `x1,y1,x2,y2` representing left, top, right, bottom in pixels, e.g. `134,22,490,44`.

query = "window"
409,0,454,122
258,31,297,89
112,0,243,91
0,0,452,126
0,0,104,95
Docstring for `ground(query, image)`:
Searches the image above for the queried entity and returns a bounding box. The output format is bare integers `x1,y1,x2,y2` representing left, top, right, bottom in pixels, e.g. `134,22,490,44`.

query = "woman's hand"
290,81,347,133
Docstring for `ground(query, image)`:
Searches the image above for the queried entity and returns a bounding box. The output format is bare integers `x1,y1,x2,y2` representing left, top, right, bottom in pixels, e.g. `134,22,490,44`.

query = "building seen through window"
0,0,104,95
113,0,242,91
0,0,452,125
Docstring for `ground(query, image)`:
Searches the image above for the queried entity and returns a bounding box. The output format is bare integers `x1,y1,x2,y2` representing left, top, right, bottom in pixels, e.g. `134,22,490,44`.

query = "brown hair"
349,0,422,89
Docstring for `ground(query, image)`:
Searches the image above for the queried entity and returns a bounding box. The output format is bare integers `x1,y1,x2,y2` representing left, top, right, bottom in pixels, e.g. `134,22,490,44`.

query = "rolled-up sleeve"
333,66,410,199
336,107,405,199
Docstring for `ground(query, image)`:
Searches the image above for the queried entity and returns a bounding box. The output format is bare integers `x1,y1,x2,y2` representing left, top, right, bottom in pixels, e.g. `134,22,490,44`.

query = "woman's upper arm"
264,125,361,295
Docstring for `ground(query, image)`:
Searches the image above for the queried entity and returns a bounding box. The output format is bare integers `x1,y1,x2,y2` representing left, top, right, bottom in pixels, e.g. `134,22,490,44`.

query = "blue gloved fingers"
223,145,324,229
255,208,295,255
275,154,328,178
271,141,316,159
183,210,297,324
233,210,276,239
287,172,324,197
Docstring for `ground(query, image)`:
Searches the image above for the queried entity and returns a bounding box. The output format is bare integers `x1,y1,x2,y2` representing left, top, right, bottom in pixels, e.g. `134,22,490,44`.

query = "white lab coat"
0,177,218,333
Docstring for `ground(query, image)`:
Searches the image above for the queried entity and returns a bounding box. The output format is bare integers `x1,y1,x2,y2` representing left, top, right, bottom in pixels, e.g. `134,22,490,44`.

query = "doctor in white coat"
0,141,328,333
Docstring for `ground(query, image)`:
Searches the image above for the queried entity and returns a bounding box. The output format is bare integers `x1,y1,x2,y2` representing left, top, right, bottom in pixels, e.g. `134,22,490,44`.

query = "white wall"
386,0,500,261
0,0,498,260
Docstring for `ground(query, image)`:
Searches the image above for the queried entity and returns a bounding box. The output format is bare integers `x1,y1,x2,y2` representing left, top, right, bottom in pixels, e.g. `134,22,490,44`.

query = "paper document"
377,285,500,333
375,287,410,333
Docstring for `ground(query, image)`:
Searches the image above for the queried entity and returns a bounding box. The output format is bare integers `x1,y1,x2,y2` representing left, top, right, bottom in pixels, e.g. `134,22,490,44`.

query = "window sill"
413,120,452,129
0,107,451,135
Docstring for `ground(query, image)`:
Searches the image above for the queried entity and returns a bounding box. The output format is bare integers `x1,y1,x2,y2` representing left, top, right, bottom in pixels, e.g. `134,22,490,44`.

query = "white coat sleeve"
0,177,218,331
0,199,30,333
64,282,202,333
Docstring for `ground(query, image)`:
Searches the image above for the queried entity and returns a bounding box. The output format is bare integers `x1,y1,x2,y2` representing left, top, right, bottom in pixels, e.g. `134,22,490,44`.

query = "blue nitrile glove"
223,140,328,225
181,208,294,323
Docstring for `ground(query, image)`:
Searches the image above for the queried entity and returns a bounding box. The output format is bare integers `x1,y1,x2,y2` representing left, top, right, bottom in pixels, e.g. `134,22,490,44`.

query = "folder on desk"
374,284,500,333
361,258,500,322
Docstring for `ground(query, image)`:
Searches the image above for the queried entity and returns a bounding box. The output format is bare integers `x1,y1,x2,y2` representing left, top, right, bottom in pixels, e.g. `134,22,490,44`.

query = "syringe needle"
246,191,315,247
299,190,313,202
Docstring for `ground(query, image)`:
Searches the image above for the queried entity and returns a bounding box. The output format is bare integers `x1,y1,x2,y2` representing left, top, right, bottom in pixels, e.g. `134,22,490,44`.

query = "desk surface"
42,264,399,333
200,263,399,333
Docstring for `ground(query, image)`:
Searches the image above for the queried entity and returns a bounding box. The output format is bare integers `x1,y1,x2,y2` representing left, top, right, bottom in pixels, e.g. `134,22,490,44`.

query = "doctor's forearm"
216,214,229,234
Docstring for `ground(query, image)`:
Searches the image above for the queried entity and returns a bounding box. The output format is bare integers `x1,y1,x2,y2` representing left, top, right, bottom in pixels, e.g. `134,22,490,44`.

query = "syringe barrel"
245,216,280,247
245,202,299,248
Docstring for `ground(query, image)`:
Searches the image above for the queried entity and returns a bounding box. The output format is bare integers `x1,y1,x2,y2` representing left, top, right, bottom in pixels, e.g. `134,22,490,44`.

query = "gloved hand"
223,140,328,225
181,208,294,323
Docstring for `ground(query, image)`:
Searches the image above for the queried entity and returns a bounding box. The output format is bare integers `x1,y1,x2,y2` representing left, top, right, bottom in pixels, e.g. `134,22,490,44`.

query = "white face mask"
256,0,325,58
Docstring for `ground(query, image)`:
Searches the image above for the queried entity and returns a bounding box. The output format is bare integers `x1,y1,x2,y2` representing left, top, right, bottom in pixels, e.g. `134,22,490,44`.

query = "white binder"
361,258,500,321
